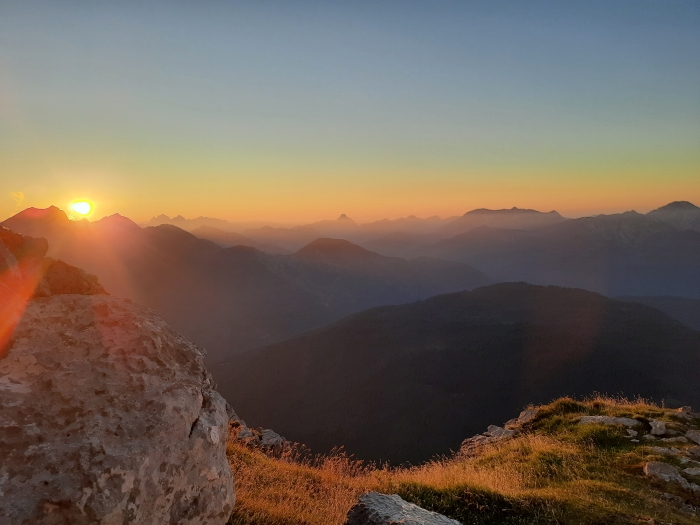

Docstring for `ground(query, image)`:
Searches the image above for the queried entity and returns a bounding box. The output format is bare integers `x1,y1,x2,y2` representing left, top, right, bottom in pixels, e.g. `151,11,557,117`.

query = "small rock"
579,415,640,428
686,430,700,446
679,407,693,414
627,429,639,437
644,462,691,490
650,420,667,436
665,429,680,437
238,427,255,441
259,429,287,454
648,447,681,456
516,408,539,425
344,492,461,525
684,468,700,477
485,425,515,438
631,439,640,443
642,434,657,441
662,437,689,444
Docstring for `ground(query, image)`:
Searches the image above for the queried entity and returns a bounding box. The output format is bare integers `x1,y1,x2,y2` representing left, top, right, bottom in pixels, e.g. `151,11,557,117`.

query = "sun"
70,200,93,216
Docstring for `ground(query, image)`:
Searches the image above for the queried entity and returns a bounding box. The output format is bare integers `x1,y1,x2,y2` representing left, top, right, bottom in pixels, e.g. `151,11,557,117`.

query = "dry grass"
227,397,700,525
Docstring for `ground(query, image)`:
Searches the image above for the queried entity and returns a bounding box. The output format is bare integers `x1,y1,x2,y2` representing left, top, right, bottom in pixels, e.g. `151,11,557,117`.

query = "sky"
1,0,699,223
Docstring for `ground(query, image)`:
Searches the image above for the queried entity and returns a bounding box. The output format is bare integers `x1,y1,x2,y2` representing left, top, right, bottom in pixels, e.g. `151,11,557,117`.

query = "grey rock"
686,430,700,446
689,447,700,459
644,462,691,490
344,492,461,525
0,295,235,524
460,425,514,454
650,420,667,436
485,425,515,438
648,447,681,456
662,437,689,444
627,429,639,437
504,408,538,430
579,415,640,428
684,468,700,477
642,434,657,441
260,429,287,454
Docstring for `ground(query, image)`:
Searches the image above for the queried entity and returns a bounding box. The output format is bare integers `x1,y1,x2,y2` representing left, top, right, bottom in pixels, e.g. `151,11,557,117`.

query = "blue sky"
1,1,699,222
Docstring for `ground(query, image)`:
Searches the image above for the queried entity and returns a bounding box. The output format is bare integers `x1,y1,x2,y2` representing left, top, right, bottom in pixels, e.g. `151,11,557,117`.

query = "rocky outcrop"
34,258,106,296
650,420,667,436
344,492,461,525
644,462,695,492
0,295,234,524
229,409,290,456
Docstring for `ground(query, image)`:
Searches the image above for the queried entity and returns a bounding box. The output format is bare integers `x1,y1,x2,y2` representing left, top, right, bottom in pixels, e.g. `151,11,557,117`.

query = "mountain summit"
647,201,700,232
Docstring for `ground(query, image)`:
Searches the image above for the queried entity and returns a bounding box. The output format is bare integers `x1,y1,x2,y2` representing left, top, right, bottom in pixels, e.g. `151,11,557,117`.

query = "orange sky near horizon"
1,1,699,226
2,163,699,225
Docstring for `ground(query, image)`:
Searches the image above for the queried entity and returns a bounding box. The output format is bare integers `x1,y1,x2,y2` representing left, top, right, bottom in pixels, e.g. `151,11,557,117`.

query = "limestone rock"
505,408,539,429
579,415,640,428
684,468,700,477
34,258,107,297
662,437,688,444
344,492,461,525
648,447,681,456
260,429,287,454
0,295,235,524
486,425,515,438
686,430,700,446
650,420,667,436
644,462,690,490
460,424,515,454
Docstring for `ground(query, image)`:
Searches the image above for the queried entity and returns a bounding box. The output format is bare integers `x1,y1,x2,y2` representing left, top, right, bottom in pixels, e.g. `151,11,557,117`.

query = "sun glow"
70,201,93,216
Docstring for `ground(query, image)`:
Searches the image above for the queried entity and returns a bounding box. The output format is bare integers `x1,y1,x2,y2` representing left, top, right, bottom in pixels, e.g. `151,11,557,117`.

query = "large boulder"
0,295,234,524
344,492,461,525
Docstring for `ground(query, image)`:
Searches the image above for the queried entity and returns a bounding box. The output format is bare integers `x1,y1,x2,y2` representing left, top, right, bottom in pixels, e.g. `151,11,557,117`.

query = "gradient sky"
1,1,699,223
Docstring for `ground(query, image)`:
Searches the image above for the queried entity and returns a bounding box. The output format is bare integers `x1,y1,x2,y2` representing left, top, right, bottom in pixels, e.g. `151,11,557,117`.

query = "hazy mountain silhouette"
190,225,290,254
438,207,566,237
145,214,279,232
243,214,459,250
218,283,700,463
362,207,567,258
1,207,491,362
420,210,700,297
358,215,457,237
646,201,700,232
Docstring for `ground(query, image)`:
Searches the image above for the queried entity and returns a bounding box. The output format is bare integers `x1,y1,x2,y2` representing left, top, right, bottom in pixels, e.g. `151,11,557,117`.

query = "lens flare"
70,201,92,216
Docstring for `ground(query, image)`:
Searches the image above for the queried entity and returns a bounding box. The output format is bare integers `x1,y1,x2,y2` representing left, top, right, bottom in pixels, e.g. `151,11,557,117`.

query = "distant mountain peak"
337,214,351,221
295,238,375,259
95,214,140,230
465,207,561,217
654,201,699,212
17,206,69,222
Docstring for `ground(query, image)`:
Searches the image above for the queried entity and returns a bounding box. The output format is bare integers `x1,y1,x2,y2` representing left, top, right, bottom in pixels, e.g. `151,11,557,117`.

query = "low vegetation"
226,396,700,525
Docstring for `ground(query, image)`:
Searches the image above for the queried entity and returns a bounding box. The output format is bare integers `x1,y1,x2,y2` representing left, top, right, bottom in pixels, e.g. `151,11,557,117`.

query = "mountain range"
218,282,700,463
3,200,699,365
1,207,489,362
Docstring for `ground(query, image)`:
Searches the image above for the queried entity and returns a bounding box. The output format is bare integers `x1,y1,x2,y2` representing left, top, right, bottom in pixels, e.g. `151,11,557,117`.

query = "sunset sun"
70,200,92,216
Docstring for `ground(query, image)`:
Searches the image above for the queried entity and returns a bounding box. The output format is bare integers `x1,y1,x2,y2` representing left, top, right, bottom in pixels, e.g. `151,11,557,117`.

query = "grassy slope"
227,397,700,525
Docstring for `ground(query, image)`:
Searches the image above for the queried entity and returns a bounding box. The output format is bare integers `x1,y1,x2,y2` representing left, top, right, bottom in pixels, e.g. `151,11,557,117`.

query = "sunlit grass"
227,396,700,525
